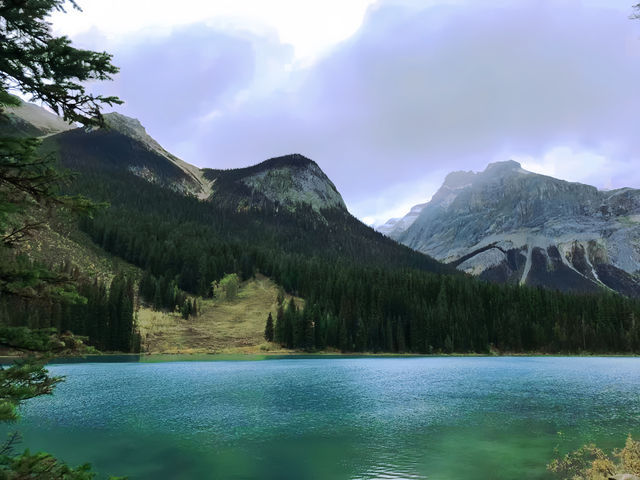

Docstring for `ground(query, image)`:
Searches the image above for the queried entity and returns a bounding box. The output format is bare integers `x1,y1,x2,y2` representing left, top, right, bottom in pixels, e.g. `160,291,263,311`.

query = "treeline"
0,259,140,352
138,270,198,319
53,144,640,353
267,268,640,353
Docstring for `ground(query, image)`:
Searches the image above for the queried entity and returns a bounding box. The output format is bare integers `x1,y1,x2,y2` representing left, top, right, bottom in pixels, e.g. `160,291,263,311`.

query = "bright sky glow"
517,147,640,192
50,0,377,62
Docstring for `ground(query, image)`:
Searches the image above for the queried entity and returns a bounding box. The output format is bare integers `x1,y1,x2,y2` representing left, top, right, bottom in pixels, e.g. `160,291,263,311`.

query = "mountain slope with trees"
22,105,640,354
4,13,640,356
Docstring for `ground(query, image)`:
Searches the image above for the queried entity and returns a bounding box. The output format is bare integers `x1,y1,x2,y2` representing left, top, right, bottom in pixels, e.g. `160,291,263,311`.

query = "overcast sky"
50,0,640,225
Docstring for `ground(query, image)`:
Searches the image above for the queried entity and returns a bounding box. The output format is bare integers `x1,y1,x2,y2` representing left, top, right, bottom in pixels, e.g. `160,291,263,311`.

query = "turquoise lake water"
3,356,640,479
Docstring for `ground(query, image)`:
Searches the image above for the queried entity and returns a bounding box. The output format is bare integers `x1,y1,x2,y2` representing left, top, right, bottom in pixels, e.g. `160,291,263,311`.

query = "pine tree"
108,275,123,350
354,317,367,352
338,316,349,352
264,312,274,342
276,288,285,307
180,301,190,320
444,334,454,354
275,303,285,344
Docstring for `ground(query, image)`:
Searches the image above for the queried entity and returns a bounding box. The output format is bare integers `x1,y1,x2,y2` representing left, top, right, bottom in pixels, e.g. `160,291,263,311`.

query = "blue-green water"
4,357,640,479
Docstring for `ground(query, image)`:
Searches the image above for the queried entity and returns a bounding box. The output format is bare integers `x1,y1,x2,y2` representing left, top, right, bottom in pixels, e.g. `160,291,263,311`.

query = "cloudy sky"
50,0,640,225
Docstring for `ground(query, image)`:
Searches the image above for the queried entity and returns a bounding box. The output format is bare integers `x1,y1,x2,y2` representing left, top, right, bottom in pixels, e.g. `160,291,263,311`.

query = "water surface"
5,357,640,479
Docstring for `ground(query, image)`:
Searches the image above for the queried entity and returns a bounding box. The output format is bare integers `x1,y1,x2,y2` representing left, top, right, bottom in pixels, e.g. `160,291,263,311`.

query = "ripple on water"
6,356,640,480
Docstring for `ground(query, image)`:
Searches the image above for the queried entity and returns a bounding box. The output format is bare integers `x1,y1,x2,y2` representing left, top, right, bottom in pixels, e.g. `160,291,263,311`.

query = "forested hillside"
29,126,640,354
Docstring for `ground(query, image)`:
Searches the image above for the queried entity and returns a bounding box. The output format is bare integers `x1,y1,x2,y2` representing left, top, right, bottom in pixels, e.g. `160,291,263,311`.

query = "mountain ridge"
7,99,640,356
0,97,74,137
5,98,448,274
4,101,348,215
102,112,212,199
3,99,347,216
382,160,640,297
203,153,347,214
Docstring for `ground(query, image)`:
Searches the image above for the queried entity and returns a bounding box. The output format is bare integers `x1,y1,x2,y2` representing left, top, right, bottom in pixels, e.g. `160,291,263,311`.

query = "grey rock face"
240,159,346,213
377,217,401,236
386,160,640,296
378,202,428,236
204,154,347,217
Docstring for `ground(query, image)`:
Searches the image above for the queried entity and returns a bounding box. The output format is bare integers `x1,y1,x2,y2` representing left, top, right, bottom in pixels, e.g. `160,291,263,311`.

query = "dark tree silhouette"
265,312,275,342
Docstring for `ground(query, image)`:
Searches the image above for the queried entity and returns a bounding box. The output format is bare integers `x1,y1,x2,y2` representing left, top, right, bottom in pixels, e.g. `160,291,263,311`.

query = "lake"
4,356,640,479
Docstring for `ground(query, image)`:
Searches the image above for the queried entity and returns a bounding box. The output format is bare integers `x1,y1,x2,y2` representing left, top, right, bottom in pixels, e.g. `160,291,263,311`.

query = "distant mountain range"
4,98,447,274
7,98,640,355
3,100,346,213
24,104,348,223
8,99,640,299
380,160,640,297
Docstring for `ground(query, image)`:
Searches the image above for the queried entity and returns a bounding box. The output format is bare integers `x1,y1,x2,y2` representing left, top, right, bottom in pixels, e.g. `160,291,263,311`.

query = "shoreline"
2,350,640,365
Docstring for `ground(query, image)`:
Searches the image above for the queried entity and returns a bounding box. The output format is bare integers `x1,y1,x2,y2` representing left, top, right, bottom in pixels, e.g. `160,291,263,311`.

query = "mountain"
39,113,211,199
383,160,640,297
12,99,446,274
377,202,428,236
0,97,73,137
7,100,640,355
36,107,344,216
102,113,212,199
202,154,347,215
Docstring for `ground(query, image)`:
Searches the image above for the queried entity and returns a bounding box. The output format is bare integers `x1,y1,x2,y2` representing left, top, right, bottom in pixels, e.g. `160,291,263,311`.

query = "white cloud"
50,0,376,62
516,146,640,191
350,172,446,226
517,147,608,183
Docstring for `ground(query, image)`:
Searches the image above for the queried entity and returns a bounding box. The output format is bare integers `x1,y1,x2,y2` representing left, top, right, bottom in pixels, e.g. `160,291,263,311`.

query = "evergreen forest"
6,131,638,355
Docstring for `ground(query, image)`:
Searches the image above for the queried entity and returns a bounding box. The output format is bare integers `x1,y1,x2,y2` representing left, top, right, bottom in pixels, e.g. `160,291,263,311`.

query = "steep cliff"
385,161,640,296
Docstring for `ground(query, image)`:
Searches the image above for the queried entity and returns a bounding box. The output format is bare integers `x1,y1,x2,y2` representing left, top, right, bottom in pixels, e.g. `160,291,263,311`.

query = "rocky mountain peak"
99,112,212,199
484,159,523,173
204,154,347,214
103,112,144,130
442,170,476,188
103,113,162,150
242,154,347,213
382,160,640,297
